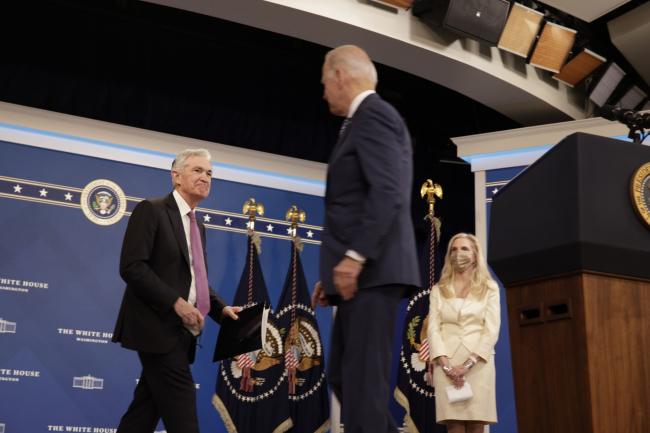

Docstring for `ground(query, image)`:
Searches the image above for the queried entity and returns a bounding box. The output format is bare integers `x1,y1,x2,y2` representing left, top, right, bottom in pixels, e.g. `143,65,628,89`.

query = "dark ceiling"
0,0,528,240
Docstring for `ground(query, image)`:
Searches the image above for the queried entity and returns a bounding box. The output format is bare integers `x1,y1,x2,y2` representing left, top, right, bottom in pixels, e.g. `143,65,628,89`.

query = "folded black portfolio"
213,303,267,362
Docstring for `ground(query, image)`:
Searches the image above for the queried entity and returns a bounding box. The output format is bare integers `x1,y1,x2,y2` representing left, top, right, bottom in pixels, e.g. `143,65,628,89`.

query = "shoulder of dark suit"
357,93,402,122
133,193,174,211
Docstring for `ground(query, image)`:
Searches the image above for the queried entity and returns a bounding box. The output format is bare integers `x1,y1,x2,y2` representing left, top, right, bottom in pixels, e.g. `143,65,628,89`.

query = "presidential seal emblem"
631,162,650,229
219,313,286,401
80,179,127,226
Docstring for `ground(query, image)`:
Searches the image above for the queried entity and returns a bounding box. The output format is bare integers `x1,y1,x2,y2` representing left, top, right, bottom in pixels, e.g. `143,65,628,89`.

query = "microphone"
600,105,650,129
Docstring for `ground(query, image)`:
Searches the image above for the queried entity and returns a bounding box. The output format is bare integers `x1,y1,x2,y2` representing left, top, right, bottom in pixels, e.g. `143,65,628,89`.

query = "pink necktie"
188,211,210,316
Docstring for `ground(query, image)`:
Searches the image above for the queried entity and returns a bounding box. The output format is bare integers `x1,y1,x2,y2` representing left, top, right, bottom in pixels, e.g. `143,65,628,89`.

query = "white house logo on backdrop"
46,425,117,432
0,369,40,382
57,327,112,344
72,375,104,390
0,277,49,294
0,422,5,433
0,319,16,334
80,179,127,226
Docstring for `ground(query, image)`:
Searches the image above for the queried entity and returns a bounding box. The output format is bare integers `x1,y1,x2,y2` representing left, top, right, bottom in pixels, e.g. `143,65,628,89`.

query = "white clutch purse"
445,381,473,403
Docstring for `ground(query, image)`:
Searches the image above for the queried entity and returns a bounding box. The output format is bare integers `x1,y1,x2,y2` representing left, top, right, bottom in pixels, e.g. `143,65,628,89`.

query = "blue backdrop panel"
0,141,327,433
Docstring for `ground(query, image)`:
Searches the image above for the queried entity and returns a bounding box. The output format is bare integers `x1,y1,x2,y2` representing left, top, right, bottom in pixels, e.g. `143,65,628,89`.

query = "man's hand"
222,305,243,320
333,257,363,301
174,297,204,332
311,281,330,309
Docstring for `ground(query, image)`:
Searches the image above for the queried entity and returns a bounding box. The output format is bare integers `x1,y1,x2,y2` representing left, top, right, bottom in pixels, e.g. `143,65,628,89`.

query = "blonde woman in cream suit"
427,233,500,433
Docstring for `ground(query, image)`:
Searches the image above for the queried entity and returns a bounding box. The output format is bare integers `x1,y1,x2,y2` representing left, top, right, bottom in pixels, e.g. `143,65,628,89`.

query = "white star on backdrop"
266,224,274,232
225,217,232,226
39,188,48,197
306,230,314,238
203,214,211,223
13,185,22,193
246,221,255,230
492,188,499,194
286,227,294,235
64,193,73,201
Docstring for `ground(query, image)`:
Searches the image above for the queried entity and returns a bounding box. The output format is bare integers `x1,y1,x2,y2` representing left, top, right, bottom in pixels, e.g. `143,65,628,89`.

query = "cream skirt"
433,345,497,424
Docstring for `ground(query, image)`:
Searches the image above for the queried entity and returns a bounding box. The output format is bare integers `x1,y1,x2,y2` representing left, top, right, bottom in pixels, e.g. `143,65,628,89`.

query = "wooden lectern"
488,133,650,433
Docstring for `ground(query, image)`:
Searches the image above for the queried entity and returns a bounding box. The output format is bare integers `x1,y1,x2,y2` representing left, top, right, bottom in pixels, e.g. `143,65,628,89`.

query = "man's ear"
334,67,345,86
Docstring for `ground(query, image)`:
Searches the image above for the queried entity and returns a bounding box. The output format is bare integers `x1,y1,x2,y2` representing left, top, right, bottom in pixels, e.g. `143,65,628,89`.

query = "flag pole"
420,180,443,387
284,205,306,395
239,197,264,391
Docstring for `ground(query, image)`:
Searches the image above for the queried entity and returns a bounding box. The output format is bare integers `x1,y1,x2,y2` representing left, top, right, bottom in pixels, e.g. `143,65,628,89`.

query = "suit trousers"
328,285,405,433
117,329,199,433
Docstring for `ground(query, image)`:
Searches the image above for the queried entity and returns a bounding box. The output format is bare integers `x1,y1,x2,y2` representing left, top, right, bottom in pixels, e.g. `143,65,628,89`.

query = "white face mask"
450,250,475,272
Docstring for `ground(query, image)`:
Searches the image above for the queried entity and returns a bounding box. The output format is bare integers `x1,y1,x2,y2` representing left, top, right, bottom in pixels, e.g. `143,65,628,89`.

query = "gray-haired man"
113,149,240,433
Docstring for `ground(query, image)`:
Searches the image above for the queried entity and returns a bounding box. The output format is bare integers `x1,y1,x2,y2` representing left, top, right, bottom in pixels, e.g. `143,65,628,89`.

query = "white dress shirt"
347,89,376,118
173,189,197,306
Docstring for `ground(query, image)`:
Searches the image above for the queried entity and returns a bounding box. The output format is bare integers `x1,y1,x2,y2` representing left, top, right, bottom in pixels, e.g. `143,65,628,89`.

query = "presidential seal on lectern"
631,162,650,229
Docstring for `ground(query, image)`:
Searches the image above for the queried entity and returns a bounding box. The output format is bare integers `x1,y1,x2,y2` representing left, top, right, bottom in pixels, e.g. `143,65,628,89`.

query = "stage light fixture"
553,49,606,87
589,62,626,107
529,21,577,73
617,85,647,110
498,3,544,58
376,0,413,9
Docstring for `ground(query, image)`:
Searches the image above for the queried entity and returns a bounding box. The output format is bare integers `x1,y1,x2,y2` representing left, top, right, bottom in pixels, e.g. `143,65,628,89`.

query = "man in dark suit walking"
311,45,421,433
113,148,240,433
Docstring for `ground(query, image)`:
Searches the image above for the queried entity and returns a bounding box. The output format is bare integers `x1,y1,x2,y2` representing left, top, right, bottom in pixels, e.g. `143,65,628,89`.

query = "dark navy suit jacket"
320,93,421,301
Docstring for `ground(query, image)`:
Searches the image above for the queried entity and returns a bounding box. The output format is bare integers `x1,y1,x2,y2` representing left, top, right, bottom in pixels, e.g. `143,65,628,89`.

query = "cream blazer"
427,280,500,361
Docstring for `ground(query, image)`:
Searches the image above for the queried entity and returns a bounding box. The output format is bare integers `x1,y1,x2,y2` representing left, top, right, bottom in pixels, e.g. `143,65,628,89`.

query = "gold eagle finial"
242,198,264,219
285,205,306,241
420,179,443,218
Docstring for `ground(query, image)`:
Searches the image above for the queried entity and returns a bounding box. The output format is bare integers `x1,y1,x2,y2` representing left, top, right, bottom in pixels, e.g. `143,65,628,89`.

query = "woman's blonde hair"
438,233,494,299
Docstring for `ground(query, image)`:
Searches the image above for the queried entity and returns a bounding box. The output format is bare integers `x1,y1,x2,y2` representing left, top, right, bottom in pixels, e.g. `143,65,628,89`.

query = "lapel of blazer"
327,93,378,167
327,122,352,168
444,283,469,314
198,219,209,270
164,193,190,268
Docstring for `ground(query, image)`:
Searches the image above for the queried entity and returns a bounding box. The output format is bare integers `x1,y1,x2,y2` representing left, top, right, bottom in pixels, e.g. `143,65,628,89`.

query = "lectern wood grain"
507,272,650,433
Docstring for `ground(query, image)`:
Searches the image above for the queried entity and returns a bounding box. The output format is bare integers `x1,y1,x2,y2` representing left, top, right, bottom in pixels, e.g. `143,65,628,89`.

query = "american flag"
285,347,299,370
419,337,430,362
237,353,255,369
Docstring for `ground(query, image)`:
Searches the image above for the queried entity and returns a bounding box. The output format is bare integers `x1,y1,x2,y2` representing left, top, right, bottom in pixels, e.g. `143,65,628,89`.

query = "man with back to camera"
113,148,241,433
311,45,421,433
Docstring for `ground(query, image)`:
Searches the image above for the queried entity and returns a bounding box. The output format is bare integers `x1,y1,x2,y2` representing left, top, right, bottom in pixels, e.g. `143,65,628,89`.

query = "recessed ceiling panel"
538,0,630,23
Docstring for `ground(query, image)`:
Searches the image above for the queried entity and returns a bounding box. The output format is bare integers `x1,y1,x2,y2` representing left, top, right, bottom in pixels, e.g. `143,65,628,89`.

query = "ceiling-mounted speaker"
413,0,511,45
498,3,544,58
412,0,450,29
444,0,511,45
529,21,577,73
589,63,626,107
553,49,606,87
